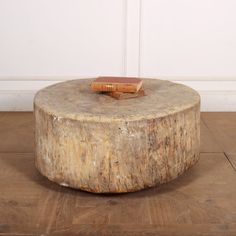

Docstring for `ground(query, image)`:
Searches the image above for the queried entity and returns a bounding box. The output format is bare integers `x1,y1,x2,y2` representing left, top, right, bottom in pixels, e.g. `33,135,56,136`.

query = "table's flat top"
34,78,200,122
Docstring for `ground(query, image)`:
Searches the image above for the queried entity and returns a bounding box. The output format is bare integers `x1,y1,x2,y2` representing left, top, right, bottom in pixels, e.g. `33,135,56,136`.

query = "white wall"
140,0,236,77
0,0,126,76
0,0,236,111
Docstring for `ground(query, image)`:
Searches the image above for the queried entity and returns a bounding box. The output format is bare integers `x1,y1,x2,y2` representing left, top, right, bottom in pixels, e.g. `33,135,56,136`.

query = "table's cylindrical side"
34,100,200,193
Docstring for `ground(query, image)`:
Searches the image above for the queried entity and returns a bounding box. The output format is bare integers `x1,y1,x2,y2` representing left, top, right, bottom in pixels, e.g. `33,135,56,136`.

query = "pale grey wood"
34,79,200,193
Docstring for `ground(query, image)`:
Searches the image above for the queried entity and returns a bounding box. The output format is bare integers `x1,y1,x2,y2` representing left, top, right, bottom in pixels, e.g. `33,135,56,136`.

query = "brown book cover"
91,76,143,93
106,89,145,100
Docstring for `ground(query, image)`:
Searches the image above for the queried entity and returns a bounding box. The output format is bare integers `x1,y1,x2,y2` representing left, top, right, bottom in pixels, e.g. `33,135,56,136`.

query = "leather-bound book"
106,89,145,100
91,76,143,93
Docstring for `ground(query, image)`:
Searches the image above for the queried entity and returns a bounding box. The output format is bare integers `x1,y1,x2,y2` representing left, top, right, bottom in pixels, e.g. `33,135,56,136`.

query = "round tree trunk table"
34,78,200,193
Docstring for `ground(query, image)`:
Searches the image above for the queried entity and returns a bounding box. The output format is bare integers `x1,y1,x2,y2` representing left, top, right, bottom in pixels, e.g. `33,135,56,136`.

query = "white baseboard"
0,77,236,111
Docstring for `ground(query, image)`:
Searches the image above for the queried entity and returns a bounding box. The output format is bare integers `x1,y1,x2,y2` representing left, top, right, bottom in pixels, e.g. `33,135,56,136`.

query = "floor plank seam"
200,118,224,151
223,152,236,172
45,191,61,234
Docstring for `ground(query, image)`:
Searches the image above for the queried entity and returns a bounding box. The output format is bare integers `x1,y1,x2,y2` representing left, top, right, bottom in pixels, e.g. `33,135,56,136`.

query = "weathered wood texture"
34,79,200,193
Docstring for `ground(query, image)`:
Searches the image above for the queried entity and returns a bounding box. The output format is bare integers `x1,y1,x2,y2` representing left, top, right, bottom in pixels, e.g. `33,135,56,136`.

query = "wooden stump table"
34,78,200,193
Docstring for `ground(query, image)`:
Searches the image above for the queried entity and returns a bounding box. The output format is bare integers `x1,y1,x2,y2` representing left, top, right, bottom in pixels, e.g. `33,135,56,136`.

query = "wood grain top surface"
34,78,200,121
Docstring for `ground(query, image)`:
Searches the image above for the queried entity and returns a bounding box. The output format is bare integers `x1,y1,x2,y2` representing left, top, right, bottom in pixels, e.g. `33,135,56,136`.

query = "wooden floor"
0,112,236,236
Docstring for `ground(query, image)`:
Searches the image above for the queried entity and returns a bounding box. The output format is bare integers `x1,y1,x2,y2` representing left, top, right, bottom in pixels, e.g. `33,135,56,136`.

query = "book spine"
91,83,137,92
107,89,145,100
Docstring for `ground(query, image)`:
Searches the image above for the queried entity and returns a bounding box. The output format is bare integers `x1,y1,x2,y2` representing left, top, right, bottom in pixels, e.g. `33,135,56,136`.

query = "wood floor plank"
0,234,38,236
47,153,236,235
49,224,236,236
0,112,34,153
0,153,61,235
201,112,236,153
200,118,222,153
